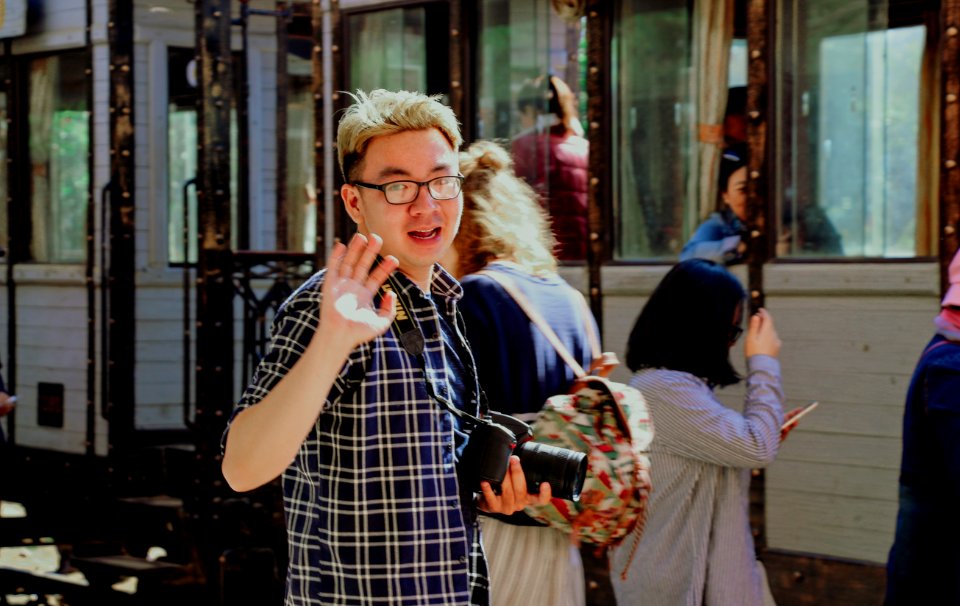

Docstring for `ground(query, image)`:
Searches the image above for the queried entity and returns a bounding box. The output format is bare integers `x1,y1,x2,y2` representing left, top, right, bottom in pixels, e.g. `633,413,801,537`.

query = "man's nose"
409,185,440,212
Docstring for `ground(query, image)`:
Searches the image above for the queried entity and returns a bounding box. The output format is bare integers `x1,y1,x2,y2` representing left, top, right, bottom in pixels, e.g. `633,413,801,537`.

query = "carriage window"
345,7,429,93
167,47,238,265
612,0,692,260
286,23,316,254
29,52,89,263
475,1,587,260
775,1,927,258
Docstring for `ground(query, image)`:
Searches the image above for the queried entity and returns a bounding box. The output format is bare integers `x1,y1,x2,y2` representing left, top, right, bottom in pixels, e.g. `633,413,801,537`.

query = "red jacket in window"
511,129,589,261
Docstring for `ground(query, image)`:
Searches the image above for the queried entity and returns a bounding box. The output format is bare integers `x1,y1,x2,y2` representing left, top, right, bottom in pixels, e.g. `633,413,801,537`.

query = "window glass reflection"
29,53,89,263
776,0,924,258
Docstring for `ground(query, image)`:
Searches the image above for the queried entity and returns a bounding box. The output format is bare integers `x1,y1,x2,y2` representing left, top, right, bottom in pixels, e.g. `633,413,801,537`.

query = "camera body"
458,411,586,502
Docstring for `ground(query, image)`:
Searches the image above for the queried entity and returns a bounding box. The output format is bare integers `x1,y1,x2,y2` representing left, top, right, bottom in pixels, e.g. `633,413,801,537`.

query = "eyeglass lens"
384,176,462,204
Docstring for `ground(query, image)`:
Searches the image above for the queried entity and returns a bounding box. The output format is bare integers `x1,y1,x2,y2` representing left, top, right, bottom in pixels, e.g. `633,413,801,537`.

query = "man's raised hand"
320,233,399,352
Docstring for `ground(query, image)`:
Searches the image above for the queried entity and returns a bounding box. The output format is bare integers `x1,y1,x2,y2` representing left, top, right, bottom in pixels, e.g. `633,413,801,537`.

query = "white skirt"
480,517,585,606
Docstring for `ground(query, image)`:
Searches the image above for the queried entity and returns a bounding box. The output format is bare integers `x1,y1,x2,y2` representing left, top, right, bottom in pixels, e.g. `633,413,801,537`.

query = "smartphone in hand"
781,401,818,431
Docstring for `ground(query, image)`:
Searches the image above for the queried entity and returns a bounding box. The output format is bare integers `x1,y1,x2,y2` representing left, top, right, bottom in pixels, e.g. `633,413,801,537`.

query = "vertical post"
276,2,290,250
84,0,96,456
584,0,611,331
942,0,960,284
329,0,345,244
3,38,16,447
448,0,467,143
745,0,771,553
236,2,251,250
106,0,137,455
193,0,235,513
311,0,325,261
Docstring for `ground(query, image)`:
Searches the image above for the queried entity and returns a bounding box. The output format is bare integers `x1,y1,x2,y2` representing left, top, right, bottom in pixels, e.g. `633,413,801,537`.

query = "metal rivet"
751,230,761,238
948,93,958,103
748,110,760,120
451,28,459,37
751,290,761,298
750,49,761,59
946,225,957,235
948,26,959,37
946,159,957,169
590,232,599,241
750,170,760,179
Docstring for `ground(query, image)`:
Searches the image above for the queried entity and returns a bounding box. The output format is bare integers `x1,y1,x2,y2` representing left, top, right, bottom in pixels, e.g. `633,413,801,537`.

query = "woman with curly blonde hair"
442,140,597,606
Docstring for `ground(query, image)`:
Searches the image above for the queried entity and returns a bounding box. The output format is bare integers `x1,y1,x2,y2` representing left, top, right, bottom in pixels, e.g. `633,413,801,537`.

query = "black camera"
459,412,587,502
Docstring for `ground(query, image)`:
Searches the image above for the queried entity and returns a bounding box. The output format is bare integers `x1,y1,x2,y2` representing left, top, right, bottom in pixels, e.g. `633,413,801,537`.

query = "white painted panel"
766,489,898,563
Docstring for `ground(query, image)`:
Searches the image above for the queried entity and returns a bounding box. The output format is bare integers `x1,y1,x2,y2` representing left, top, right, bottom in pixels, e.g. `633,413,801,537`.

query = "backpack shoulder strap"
476,269,588,379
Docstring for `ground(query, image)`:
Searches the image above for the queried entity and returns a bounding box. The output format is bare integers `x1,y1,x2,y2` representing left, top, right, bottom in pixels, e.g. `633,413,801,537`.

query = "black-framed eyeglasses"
351,175,464,205
729,325,744,343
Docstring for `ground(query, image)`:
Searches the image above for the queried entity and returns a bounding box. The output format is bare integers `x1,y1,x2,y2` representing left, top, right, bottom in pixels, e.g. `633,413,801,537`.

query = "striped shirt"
610,355,784,606
223,266,488,606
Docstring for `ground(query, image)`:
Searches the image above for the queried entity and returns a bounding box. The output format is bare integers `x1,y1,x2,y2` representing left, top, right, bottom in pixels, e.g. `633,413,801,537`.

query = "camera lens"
515,441,587,502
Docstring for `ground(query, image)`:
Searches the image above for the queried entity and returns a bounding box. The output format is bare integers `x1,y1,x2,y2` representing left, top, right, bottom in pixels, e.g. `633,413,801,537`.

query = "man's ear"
341,183,362,225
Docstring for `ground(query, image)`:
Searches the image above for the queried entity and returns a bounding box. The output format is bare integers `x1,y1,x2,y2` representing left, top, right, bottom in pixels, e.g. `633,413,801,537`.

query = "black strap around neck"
377,270,488,429
380,272,425,356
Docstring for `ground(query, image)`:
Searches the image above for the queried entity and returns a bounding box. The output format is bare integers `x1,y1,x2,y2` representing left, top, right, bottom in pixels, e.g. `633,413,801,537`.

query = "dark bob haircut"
625,259,746,387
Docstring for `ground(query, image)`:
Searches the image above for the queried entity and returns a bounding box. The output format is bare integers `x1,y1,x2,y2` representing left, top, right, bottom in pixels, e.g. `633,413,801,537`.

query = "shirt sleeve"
680,216,743,264
220,274,367,454
649,356,785,468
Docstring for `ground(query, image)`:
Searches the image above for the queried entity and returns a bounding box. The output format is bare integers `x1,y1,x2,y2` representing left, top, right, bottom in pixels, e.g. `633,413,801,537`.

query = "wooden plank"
766,489,896,562
776,369,912,408
770,399,903,437
764,263,939,295
772,432,900,470
767,460,899,502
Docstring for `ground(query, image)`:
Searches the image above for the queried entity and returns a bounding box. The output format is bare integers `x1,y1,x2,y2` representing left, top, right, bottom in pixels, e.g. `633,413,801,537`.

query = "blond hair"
336,89,462,181
454,140,558,276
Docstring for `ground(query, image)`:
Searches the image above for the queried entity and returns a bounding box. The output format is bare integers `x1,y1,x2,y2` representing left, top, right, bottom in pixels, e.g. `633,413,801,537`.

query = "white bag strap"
476,270,594,379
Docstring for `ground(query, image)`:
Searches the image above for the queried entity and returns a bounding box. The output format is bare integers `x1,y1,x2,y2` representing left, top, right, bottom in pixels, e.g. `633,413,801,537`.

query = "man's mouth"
409,228,440,240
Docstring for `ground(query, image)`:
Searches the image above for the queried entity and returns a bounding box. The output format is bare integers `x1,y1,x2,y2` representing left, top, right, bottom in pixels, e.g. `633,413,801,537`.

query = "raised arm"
221,234,398,492
652,309,784,468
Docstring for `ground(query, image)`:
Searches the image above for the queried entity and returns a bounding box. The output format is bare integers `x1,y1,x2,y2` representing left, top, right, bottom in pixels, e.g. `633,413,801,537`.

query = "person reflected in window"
777,202,844,257
723,86,747,147
611,259,789,606
511,75,589,261
441,140,597,606
885,247,960,605
680,143,749,265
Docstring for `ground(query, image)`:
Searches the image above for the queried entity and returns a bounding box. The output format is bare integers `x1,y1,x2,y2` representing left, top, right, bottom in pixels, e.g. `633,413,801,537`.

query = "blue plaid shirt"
223,266,489,605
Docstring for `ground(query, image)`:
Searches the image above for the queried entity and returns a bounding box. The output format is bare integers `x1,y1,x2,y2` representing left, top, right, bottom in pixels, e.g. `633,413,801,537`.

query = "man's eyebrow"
373,163,455,181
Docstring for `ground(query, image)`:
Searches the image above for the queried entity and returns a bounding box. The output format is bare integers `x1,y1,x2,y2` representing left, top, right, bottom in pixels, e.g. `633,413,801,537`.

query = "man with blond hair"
221,89,549,606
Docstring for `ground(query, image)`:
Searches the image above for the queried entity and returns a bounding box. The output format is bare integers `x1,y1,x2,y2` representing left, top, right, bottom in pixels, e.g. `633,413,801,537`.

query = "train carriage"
0,0,955,604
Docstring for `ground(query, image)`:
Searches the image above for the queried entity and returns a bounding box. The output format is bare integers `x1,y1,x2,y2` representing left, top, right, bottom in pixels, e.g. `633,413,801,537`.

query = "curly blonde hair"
336,89,462,182
454,140,558,276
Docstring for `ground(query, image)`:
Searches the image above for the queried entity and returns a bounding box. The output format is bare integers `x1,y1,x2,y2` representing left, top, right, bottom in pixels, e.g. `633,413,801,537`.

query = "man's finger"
353,233,384,283
479,481,498,512
325,241,348,283
366,255,399,293
339,233,369,280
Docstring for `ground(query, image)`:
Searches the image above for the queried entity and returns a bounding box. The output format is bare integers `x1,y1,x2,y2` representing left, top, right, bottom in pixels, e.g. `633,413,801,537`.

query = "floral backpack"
478,271,654,576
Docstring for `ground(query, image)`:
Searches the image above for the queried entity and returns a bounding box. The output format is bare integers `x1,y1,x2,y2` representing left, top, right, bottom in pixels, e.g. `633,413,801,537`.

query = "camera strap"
377,269,484,429
379,271,425,357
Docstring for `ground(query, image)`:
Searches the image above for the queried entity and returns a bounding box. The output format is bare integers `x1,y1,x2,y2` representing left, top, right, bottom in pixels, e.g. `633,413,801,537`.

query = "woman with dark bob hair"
611,259,786,606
